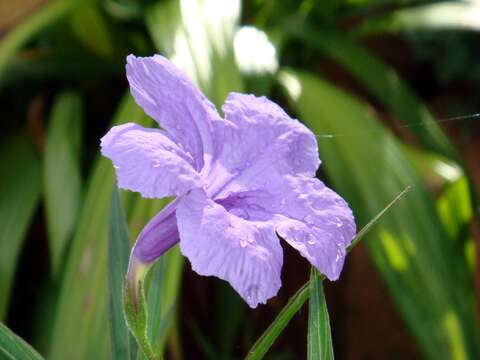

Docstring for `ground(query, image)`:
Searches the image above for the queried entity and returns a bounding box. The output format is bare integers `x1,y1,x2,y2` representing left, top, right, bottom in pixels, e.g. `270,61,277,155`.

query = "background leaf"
308,269,334,360
48,95,154,360
288,27,458,160
0,0,80,76
0,136,41,320
0,322,44,360
279,69,480,359
245,283,310,360
44,92,82,276
108,187,138,360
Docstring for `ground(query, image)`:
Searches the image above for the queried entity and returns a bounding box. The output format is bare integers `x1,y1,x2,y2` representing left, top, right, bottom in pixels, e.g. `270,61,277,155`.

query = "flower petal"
176,188,283,308
127,200,180,291
130,200,180,264
205,93,320,197
216,176,356,280
126,54,221,171
101,123,203,198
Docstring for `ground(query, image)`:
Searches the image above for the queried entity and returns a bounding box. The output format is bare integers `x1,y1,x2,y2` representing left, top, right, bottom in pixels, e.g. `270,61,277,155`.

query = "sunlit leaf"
0,135,41,320
146,0,243,105
279,69,480,359
355,1,480,35
288,28,458,160
246,186,410,359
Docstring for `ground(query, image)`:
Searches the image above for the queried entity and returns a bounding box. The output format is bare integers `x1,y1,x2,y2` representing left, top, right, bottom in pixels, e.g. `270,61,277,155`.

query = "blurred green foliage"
0,0,479,359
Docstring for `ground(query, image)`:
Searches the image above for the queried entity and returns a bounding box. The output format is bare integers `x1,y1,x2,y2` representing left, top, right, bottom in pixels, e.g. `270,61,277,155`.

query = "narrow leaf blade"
44,92,82,276
0,136,41,320
0,322,44,360
245,283,310,360
245,186,409,359
279,69,480,359
308,269,334,360
108,188,138,360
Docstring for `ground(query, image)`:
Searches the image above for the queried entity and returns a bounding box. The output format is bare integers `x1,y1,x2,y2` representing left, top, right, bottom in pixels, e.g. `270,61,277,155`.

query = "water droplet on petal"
335,217,343,227
246,285,259,303
249,204,262,211
307,234,316,245
113,165,120,169
240,239,248,248
230,207,249,219
303,215,314,224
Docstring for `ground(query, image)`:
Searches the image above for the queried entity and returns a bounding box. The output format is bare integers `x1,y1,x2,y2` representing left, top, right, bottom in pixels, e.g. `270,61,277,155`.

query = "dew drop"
113,165,120,169
249,204,262,211
246,285,259,303
307,234,316,245
240,239,248,248
335,217,343,227
303,215,314,224
230,207,249,219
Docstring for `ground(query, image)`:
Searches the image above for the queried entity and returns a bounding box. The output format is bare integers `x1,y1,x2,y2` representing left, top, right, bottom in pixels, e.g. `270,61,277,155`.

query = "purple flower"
101,54,356,308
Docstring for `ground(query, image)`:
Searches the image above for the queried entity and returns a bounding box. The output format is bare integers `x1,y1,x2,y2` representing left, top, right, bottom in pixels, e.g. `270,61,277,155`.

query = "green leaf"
308,269,333,360
44,92,82,276
0,0,80,77
145,0,243,105
279,69,480,359
437,177,472,241
245,187,410,359
69,1,114,58
288,28,458,161
355,1,480,35
245,282,310,360
0,50,122,90
0,322,44,360
48,95,154,360
0,135,41,320
108,188,138,360
349,186,411,250
124,281,158,360
146,246,183,354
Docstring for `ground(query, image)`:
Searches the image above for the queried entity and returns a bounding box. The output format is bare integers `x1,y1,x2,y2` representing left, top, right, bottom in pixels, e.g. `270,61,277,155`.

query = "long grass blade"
48,95,153,360
0,322,44,360
109,188,138,360
0,0,80,76
308,269,334,360
44,92,82,276
245,282,310,360
288,27,458,161
245,186,410,359
0,136,41,320
279,69,480,359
